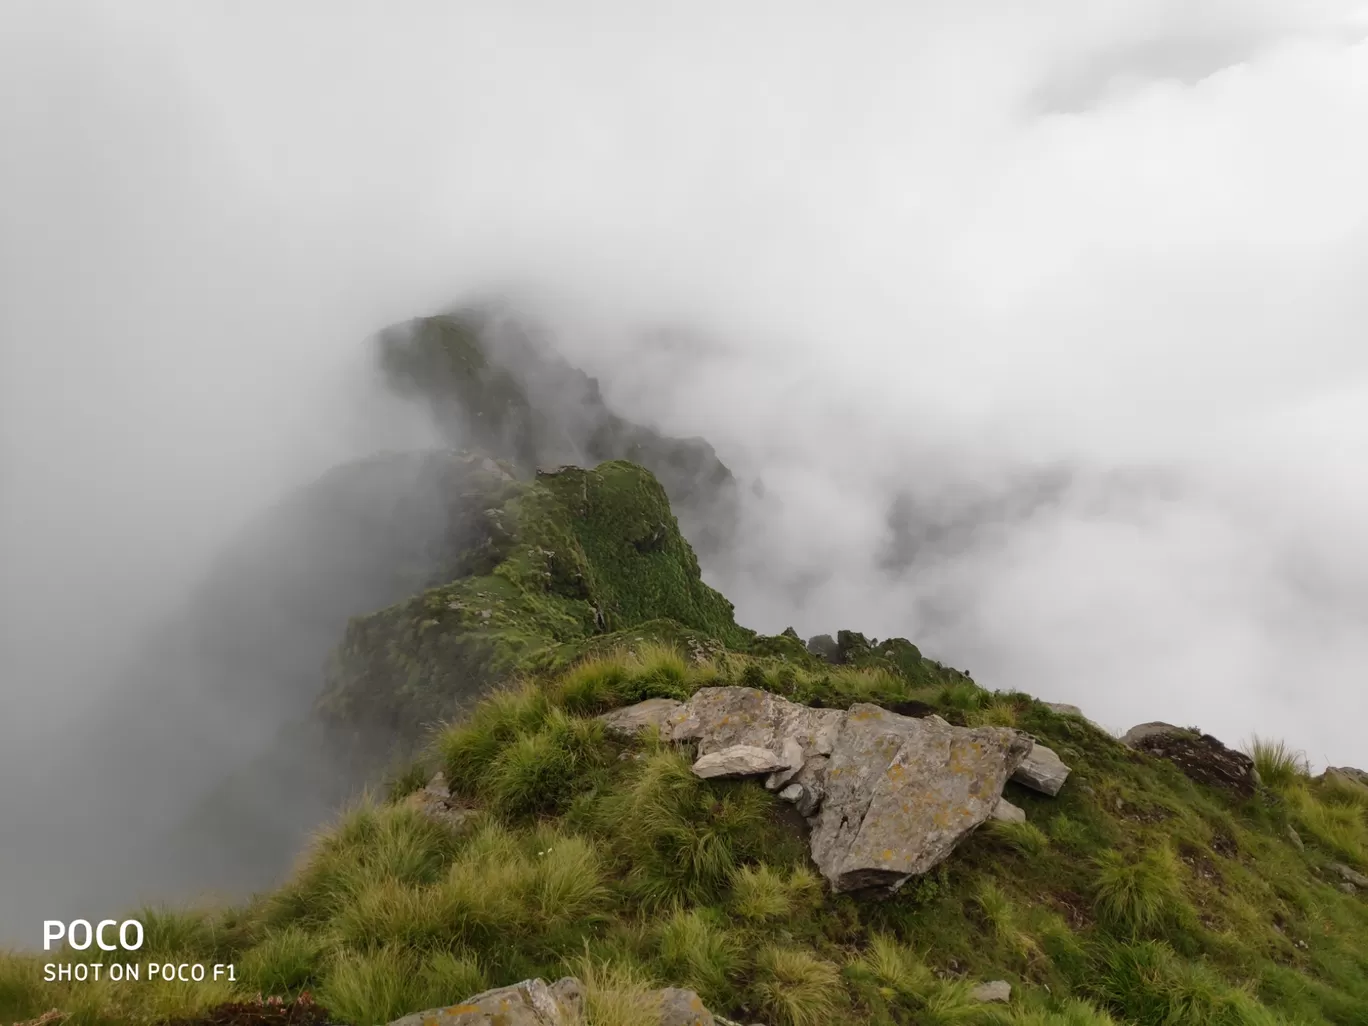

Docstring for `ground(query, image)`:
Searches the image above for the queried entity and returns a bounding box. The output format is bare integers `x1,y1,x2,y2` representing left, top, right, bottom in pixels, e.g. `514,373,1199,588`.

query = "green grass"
6,634,1368,1026
1244,736,1310,791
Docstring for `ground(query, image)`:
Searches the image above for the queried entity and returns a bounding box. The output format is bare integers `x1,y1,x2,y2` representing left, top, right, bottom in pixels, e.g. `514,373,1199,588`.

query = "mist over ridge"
3,0,1368,945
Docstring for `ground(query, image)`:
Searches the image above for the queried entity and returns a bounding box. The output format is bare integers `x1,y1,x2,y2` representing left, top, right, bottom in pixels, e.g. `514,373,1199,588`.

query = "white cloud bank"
3,0,1367,918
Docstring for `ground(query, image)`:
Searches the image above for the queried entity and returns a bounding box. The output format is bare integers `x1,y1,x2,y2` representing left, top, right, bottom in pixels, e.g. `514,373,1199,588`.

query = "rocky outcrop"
1325,767,1368,790
1122,722,1258,798
386,976,583,1025
1011,741,1071,796
621,686,1042,894
671,686,844,763
808,705,1031,893
385,978,722,1026
599,698,685,738
403,772,473,829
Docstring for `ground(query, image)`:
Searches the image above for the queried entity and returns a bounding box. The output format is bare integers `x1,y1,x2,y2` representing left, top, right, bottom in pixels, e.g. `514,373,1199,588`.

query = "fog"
3,0,1367,943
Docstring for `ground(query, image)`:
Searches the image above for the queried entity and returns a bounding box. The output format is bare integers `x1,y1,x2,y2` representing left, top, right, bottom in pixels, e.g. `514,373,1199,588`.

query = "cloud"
3,0,1368,936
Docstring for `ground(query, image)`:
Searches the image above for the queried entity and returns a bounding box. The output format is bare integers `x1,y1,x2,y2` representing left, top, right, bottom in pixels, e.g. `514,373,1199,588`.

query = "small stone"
1011,741,1071,796
1333,863,1368,889
1286,826,1304,851
1044,702,1085,718
779,783,804,802
1338,882,1358,895
990,798,1026,824
970,980,1012,1003
692,745,787,779
657,986,716,1026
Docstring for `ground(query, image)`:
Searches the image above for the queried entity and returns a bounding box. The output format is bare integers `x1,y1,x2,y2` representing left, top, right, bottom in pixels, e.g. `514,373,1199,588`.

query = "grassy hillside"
4,461,1366,1026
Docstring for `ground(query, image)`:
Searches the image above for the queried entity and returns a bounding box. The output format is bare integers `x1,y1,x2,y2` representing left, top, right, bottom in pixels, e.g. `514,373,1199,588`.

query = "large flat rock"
808,704,1032,894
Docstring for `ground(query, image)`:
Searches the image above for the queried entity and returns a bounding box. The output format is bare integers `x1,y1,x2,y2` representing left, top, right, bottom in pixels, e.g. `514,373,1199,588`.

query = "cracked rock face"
642,687,1039,895
808,704,1032,893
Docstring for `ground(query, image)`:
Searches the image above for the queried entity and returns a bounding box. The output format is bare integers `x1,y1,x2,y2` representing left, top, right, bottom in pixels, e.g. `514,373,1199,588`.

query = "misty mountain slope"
376,308,742,559
23,449,532,917
319,458,793,742
12,315,756,928
6,462,1368,1026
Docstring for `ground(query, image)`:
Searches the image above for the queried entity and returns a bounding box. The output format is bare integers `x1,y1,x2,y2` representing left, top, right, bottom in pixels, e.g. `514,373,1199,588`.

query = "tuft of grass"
974,881,1040,961
413,949,487,1010
606,748,772,907
854,933,934,1000
989,1000,1119,1025
556,651,632,713
238,926,327,995
1244,736,1309,791
520,827,612,931
572,955,663,1026
657,907,742,1007
1099,939,1286,1026
438,682,552,793
0,951,46,1024
1092,845,1187,936
333,878,451,951
488,729,575,817
918,979,990,1025
265,798,458,929
1283,785,1368,864
728,863,792,922
611,640,695,702
827,666,906,705
318,947,425,1026
134,905,224,959
990,819,1052,858
751,946,843,1026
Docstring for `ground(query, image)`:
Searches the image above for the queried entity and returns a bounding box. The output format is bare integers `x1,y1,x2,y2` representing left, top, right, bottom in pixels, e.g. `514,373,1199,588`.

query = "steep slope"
5,462,1367,1026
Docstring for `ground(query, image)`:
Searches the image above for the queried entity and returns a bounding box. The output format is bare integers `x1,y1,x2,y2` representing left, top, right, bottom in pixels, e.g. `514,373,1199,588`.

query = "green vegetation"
5,461,1368,1026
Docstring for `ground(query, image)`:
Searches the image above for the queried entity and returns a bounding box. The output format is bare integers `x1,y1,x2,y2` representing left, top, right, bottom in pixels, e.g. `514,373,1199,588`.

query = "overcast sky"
3,0,1368,924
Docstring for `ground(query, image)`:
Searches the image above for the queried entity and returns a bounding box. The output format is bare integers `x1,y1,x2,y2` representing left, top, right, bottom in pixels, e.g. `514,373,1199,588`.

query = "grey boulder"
808,704,1032,894
1011,741,1071,796
386,976,582,1025
671,686,844,761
